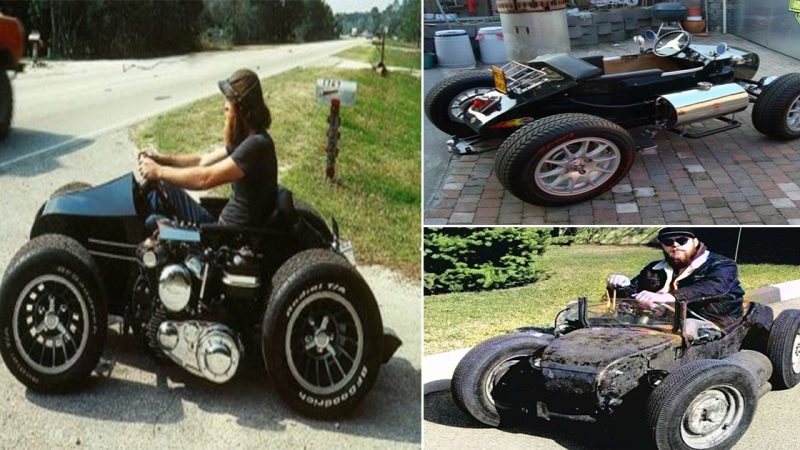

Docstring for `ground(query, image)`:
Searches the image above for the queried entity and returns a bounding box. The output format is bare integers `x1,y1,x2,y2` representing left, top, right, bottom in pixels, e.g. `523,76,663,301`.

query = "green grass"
424,244,800,354
132,67,421,279
335,44,420,69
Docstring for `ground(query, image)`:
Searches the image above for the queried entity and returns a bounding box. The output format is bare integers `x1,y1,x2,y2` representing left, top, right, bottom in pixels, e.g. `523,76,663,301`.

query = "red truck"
0,13,24,139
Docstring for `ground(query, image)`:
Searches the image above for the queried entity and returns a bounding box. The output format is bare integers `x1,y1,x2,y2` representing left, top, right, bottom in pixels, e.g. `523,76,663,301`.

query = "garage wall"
727,0,800,61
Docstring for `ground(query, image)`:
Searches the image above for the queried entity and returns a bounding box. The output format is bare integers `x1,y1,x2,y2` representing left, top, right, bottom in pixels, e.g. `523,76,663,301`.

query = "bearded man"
606,228,745,334
138,68,277,227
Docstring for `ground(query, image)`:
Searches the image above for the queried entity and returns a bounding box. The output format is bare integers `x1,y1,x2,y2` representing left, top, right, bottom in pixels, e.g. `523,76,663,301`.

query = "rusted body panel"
526,301,771,420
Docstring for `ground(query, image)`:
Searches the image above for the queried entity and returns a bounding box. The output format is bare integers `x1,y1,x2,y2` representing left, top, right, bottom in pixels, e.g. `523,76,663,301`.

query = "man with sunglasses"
607,228,745,335
138,68,277,226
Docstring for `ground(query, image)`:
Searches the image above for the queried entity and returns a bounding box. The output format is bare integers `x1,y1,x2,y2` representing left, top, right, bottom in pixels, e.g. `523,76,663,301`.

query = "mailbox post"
315,79,357,181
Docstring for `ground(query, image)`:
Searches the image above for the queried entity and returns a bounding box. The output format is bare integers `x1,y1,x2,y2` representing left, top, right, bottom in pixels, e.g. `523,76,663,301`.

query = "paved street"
424,298,800,450
0,42,420,448
423,34,800,225
0,39,359,169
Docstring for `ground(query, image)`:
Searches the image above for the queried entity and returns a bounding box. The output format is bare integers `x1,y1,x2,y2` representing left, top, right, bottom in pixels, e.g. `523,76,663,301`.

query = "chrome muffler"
655,83,750,128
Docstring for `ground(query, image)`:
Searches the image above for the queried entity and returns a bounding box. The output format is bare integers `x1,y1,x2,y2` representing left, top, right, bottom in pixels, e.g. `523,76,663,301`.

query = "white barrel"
476,27,507,65
498,0,570,61
434,30,476,69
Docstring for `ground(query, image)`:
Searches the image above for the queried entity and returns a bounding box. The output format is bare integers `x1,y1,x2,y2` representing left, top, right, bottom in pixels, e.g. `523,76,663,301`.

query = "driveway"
423,34,800,225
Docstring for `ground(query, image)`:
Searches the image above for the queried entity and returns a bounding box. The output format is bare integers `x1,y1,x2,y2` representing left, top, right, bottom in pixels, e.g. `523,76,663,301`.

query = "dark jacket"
619,251,744,329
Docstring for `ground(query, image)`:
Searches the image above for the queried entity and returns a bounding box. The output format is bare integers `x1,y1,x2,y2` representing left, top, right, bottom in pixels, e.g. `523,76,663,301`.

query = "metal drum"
497,0,570,62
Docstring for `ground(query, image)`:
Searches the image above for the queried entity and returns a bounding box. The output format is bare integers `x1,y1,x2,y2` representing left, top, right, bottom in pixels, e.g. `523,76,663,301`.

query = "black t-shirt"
220,131,278,226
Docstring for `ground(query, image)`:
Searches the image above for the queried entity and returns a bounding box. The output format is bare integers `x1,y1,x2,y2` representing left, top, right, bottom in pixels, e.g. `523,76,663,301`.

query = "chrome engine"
157,321,242,383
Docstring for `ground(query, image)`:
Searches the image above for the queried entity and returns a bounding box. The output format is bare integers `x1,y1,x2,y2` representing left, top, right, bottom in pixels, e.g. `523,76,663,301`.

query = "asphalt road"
0,41,420,448
0,39,359,169
424,299,800,450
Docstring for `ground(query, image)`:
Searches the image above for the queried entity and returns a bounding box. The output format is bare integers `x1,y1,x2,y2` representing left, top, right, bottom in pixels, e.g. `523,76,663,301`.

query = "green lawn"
335,44,421,69
132,67,420,279
424,245,800,354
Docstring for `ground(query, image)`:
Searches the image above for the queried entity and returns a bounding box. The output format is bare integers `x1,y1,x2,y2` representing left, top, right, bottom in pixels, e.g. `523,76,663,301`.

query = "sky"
326,0,397,14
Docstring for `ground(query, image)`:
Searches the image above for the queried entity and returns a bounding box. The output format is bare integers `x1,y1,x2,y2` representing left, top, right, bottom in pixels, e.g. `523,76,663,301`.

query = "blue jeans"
147,182,216,226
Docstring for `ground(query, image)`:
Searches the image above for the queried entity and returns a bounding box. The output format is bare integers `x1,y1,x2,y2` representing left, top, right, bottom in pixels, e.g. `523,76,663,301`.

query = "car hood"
540,327,679,372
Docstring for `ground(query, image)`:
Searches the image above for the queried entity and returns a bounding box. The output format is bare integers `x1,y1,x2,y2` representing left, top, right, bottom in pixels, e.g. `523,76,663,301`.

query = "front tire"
0,70,12,140
765,309,800,389
0,235,107,391
262,249,382,418
752,73,800,140
451,333,552,427
646,359,757,450
495,113,635,206
424,70,495,137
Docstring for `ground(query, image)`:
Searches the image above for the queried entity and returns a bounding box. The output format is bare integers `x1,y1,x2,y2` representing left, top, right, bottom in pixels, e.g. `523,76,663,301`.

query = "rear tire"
0,70,12,140
293,198,333,246
752,73,800,140
262,249,382,418
50,182,92,199
0,235,107,391
495,113,635,206
646,359,757,450
424,70,494,137
765,309,800,389
451,333,552,427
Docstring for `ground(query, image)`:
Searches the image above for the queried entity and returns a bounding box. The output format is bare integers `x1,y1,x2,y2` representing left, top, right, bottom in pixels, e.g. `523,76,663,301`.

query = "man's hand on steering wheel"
634,291,676,310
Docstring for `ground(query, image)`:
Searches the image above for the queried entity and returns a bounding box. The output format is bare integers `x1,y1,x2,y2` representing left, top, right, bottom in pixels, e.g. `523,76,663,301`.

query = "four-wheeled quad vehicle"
451,291,800,450
0,12,25,140
0,174,401,418
425,30,800,206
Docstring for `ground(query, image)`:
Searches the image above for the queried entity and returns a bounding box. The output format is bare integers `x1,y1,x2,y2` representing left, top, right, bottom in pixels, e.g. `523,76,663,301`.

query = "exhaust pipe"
656,83,750,128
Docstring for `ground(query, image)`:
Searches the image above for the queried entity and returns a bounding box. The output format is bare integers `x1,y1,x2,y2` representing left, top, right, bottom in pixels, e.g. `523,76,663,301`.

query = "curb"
423,280,800,395
746,280,800,305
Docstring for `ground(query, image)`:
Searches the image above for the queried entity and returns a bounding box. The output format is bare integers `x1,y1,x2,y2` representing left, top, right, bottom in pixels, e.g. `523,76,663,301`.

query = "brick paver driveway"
424,34,800,225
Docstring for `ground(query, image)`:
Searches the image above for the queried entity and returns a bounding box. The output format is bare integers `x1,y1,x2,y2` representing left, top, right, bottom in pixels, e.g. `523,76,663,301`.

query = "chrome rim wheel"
792,331,800,374
786,93,800,132
285,291,364,395
12,274,90,375
484,357,521,406
534,137,622,197
448,87,493,122
680,384,745,449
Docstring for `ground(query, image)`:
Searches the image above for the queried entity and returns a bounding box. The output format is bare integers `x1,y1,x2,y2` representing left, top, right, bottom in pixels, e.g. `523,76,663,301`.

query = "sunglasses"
659,236,691,246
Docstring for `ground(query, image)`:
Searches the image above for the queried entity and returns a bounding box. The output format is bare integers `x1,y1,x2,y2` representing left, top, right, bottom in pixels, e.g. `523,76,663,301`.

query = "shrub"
424,228,551,294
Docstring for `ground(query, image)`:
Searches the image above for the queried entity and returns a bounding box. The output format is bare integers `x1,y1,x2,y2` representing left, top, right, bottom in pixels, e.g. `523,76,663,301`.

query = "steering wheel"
653,30,692,57
138,175,178,220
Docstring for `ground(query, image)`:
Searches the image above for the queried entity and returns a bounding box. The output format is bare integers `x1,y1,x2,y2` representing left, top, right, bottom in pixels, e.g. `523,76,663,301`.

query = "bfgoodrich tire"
765,309,800,389
752,73,800,140
424,70,495,137
646,359,757,450
262,249,382,418
0,234,107,391
293,198,333,246
451,332,552,427
495,113,635,206
50,182,92,199
0,70,12,140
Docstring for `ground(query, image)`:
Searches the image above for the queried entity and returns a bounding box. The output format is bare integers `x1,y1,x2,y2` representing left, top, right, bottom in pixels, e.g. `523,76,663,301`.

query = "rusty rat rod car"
425,30,800,206
451,292,800,450
0,174,401,418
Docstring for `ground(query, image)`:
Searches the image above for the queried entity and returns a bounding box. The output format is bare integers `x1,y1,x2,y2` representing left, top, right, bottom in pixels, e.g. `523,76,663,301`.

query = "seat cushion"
532,53,603,81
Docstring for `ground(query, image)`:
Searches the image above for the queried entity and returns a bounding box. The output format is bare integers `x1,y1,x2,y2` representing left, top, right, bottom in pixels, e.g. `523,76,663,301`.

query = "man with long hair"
138,68,277,226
